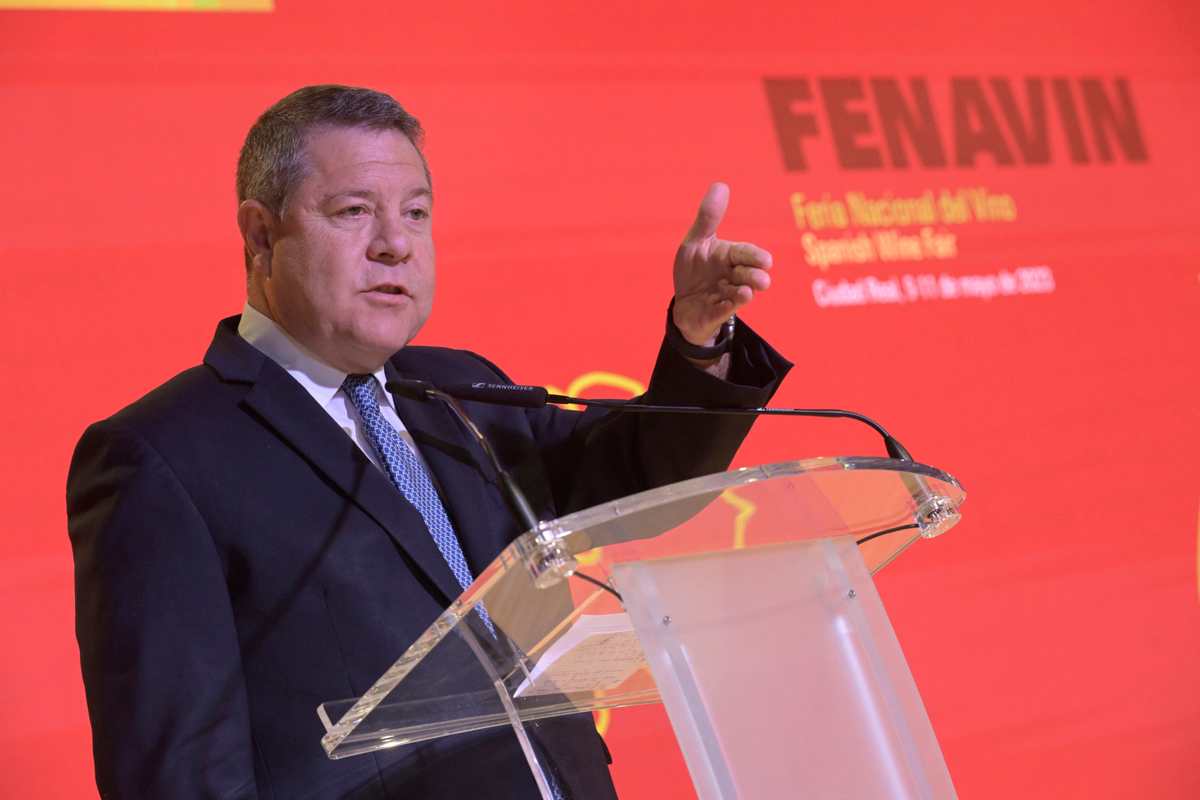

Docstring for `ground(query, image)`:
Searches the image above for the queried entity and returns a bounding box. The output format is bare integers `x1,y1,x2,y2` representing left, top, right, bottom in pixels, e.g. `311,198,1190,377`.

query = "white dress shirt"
236,302,428,476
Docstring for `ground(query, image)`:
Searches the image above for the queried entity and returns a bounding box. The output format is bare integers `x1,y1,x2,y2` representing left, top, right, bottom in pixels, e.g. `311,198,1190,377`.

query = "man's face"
258,125,434,373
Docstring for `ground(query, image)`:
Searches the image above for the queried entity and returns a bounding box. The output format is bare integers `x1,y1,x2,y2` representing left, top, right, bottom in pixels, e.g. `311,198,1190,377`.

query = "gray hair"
236,85,427,266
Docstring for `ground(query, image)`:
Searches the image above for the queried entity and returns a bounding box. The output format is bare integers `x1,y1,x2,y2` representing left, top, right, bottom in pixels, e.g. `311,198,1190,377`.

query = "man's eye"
338,205,369,217
407,208,430,221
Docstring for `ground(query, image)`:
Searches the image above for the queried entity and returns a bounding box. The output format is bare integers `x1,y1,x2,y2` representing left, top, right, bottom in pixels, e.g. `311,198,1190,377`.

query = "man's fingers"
728,242,772,269
716,279,755,307
684,181,730,242
729,265,772,292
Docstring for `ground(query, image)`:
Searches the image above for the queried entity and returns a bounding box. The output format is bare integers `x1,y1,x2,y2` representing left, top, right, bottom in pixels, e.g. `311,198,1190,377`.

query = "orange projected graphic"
594,702,611,736
722,488,757,549
0,0,270,11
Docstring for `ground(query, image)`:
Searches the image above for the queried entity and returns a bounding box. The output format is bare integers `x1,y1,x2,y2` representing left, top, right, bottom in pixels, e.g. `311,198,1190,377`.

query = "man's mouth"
368,285,407,295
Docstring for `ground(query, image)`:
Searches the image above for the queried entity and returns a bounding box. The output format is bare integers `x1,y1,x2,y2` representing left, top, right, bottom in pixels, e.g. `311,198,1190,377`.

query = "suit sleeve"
67,420,258,799
527,312,793,514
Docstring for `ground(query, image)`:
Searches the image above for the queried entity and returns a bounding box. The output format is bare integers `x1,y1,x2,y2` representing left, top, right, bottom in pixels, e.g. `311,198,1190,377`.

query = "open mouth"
370,285,407,295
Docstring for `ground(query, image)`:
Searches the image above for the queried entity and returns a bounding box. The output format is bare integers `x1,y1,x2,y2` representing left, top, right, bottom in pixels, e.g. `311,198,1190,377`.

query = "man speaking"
67,85,790,799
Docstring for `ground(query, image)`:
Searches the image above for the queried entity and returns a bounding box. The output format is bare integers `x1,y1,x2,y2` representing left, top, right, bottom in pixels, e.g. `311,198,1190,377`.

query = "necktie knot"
342,373,377,401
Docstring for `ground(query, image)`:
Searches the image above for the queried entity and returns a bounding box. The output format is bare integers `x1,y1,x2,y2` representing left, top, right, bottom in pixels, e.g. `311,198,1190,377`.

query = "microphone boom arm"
425,388,543,533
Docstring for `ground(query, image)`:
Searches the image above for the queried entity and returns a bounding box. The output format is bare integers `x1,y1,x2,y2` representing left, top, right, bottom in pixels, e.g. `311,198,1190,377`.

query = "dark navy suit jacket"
67,314,790,799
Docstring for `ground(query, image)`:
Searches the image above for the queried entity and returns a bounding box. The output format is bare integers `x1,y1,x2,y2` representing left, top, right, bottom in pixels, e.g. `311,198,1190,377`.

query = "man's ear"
238,200,277,277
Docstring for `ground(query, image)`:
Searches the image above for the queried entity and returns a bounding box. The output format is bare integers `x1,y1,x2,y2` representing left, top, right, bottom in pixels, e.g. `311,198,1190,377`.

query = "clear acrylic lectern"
318,457,965,798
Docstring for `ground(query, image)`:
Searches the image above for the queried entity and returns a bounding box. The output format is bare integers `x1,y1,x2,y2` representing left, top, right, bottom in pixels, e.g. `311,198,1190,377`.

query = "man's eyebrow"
320,187,433,204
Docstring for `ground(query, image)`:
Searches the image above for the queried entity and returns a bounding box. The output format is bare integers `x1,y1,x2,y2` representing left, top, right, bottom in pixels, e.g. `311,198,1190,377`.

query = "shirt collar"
236,302,390,409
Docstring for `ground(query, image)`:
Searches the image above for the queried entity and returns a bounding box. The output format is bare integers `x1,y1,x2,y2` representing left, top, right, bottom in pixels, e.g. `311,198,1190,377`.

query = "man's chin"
353,330,418,365
333,314,427,369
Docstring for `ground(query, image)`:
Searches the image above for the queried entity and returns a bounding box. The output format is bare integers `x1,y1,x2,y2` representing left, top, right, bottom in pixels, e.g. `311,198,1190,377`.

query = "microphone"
431,381,914,462
386,378,541,533
429,381,550,409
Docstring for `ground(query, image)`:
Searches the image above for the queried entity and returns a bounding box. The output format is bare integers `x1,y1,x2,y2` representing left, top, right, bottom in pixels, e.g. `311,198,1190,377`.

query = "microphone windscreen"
385,378,436,401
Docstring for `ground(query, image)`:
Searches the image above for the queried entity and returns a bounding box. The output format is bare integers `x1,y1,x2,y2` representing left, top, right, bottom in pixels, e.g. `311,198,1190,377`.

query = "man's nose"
367,216,412,265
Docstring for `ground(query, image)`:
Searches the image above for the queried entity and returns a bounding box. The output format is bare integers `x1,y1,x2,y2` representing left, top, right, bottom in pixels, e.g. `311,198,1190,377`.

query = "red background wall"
2,1,1198,796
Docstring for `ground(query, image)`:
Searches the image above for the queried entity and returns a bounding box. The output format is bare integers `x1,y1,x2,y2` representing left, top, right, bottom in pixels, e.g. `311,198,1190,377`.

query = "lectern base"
615,537,957,799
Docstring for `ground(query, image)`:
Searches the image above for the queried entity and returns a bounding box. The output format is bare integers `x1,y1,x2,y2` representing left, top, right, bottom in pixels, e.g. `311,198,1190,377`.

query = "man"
67,85,790,799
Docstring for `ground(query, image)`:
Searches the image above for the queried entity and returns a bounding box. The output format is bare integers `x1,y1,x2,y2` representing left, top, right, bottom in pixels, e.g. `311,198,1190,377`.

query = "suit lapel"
205,318,467,606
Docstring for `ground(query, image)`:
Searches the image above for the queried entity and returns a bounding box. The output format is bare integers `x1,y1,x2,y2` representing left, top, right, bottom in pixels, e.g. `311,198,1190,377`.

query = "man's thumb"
684,181,730,242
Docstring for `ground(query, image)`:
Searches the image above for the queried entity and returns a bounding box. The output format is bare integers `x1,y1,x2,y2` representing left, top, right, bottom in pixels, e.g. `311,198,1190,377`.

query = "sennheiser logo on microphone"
472,381,538,392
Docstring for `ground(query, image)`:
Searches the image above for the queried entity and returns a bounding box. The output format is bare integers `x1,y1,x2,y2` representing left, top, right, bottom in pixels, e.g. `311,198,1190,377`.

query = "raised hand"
672,182,773,347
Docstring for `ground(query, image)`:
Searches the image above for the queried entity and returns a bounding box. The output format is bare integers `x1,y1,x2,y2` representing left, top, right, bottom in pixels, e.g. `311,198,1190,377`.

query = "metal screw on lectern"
847,589,857,599
662,615,672,626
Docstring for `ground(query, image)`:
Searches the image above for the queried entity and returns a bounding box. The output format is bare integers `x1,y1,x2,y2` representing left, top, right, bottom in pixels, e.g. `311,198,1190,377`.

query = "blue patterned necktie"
341,374,480,595
342,374,566,799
